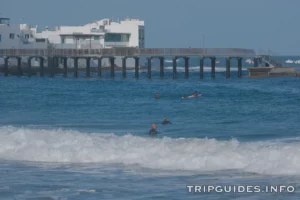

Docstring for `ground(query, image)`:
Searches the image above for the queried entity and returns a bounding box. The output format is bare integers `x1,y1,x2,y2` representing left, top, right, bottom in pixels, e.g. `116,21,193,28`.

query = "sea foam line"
0,126,300,175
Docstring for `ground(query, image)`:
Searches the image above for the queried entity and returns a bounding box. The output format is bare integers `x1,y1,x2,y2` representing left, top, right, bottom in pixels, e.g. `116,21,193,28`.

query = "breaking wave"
0,126,300,175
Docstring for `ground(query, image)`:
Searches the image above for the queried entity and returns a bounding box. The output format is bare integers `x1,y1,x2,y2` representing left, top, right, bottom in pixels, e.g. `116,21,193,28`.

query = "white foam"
77,189,96,193
1,126,300,175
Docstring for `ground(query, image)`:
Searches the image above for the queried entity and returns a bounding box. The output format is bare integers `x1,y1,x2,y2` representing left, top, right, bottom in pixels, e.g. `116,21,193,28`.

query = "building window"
94,36,100,40
61,38,65,44
36,38,46,42
104,33,130,42
9,33,15,39
25,34,29,39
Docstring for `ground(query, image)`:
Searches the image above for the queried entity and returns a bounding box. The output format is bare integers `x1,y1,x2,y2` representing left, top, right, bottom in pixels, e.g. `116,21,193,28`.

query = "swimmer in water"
155,92,159,99
192,91,198,97
182,91,199,99
161,117,172,125
149,124,157,136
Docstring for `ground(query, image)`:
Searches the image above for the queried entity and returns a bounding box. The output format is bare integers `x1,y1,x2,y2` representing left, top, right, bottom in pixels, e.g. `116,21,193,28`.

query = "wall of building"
0,24,23,48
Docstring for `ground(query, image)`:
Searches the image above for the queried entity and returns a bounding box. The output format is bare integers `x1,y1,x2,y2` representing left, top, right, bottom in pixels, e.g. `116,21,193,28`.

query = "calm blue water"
1,67,300,199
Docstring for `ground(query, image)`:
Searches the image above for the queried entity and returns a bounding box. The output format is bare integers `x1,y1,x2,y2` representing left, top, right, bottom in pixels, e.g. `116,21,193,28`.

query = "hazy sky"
1,0,300,55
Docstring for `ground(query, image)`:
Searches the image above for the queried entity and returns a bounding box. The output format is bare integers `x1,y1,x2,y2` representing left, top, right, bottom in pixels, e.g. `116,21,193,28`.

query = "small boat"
245,58,253,64
285,59,294,64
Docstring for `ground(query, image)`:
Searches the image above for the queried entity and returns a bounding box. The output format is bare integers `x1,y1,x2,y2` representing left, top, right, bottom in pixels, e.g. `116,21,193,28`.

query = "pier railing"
0,48,256,57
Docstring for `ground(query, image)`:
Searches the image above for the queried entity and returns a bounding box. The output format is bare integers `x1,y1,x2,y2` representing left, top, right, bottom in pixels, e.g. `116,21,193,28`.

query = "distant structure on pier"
0,17,145,49
0,16,145,67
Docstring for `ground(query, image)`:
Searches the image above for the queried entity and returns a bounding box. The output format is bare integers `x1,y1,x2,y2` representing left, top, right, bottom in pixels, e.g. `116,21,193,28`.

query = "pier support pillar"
63,57,68,77
226,57,230,79
28,57,32,77
237,57,242,78
17,57,23,76
159,57,164,78
172,57,177,79
86,57,91,77
147,57,151,79
184,57,189,78
74,57,78,78
134,57,139,78
200,57,204,79
210,57,216,78
254,57,258,67
110,57,115,77
98,58,102,77
122,57,126,78
4,57,8,76
40,57,44,77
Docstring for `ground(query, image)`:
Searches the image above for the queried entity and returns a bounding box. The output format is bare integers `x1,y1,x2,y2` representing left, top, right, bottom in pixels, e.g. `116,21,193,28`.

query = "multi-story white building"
0,17,145,67
0,17,145,49
0,17,42,49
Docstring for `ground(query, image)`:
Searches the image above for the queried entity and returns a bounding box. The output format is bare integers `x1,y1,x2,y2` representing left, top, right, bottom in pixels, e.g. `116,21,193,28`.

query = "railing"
0,48,256,57
258,49,283,67
104,42,129,47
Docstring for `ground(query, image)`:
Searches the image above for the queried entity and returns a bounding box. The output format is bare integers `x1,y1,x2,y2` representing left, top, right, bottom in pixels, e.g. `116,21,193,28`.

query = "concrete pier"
200,58,204,79
237,57,242,78
122,57,126,78
17,57,23,76
134,57,139,78
147,58,151,79
40,57,44,77
110,57,115,77
172,58,177,79
86,58,91,77
2,47,292,79
211,57,216,78
98,58,102,77
63,57,67,77
159,57,164,78
4,57,8,76
184,57,189,78
74,57,78,77
226,57,230,79
28,57,32,77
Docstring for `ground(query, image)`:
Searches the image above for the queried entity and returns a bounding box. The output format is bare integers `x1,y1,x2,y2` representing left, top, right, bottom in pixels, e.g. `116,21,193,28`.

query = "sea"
0,55,300,200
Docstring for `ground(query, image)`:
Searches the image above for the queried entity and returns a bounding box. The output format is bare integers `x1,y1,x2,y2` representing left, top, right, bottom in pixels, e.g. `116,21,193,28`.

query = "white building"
0,17,145,50
0,17,145,67
0,17,45,49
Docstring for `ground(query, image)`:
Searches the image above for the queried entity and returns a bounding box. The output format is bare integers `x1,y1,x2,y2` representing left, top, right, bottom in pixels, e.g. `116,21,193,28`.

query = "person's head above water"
152,124,157,129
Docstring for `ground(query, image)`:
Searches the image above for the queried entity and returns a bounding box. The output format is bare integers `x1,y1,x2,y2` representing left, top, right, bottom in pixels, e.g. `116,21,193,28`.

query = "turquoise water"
1,69,300,199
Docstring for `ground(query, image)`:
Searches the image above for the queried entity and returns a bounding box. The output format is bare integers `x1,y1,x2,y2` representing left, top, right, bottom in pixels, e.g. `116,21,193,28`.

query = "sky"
1,0,300,55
